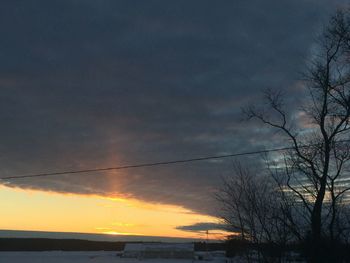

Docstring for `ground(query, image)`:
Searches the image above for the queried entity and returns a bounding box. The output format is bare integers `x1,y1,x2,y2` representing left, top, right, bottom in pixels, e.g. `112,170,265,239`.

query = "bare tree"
243,9,350,255
216,163,294,261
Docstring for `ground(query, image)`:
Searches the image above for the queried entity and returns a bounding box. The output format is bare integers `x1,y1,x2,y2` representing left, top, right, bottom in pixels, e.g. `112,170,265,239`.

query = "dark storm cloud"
176,222,229,232
0,0,343,215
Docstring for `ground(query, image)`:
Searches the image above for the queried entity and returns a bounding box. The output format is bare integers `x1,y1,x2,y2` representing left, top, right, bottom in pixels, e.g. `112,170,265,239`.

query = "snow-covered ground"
0,251,306,263
0,251,231,263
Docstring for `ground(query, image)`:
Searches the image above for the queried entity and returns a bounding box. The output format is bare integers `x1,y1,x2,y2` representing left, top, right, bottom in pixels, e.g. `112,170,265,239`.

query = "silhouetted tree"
243,9,350,261
217,9,350,263
216,163,294,261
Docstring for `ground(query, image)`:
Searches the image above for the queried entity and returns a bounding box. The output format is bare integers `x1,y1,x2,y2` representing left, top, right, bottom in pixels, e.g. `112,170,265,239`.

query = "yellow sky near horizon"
0,185,226,240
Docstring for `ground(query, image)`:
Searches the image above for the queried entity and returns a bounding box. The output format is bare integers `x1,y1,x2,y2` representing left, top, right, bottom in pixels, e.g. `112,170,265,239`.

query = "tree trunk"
311,185,325,242
310,177,327,262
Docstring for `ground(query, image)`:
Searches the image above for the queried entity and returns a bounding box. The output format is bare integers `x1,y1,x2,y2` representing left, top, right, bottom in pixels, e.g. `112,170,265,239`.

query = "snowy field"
0,251,232,263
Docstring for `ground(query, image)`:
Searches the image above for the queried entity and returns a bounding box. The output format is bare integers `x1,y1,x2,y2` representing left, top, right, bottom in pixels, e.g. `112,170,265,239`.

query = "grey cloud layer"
0,0,342,215
176,222,229,232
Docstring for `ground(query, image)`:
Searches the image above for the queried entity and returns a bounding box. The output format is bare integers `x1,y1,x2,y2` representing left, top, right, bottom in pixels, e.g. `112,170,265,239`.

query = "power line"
1,146,292,180
1,140,350,180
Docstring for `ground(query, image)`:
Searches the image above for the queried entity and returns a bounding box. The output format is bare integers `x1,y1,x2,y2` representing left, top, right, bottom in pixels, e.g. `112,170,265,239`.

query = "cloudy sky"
0,0,347,237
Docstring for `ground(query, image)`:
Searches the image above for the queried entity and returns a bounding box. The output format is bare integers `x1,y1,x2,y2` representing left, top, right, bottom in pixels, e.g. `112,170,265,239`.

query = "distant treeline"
0,238,225,252
0,238,124,251
224,238,350,262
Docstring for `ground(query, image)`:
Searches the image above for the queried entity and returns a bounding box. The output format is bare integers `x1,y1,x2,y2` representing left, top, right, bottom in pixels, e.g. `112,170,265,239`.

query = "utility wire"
1,140,350,180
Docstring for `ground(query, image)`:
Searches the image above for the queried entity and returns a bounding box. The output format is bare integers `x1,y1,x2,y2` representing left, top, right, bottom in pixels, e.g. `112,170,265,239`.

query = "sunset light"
1,1,350,262
0,185,223,239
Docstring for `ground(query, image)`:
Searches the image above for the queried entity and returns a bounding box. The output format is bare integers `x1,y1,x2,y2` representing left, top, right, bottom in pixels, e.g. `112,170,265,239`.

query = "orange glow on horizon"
102,231,143,236
0,185,227,240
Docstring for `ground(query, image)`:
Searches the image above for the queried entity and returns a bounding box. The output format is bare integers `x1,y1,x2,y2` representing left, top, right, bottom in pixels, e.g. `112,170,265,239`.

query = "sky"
0,0,347,238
